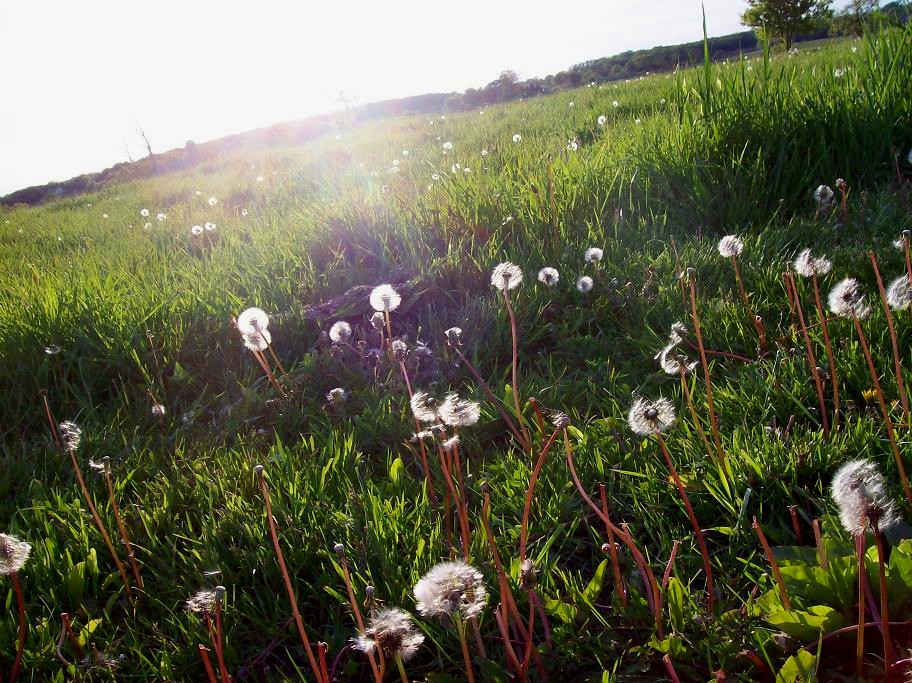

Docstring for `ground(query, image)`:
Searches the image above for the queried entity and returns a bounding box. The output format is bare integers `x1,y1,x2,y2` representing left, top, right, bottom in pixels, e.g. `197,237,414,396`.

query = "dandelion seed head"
828,278,870,319
831,459,900,536
353,607,425,661
442,434,460,452
442,141,453,152
512,134,522,143
204,222,216,232
585,247,603,264
0,534,31,575
370,311,385,331
391,339,408,360
156,213,166,222
439,394,481,427
140,209,149,217
151,404,166,418
444,327,463,345
208,197,218,206
327,387,348,404
627,396,676,436
414,560,487,621
59,421,82,451
814,185,836,208
185,588,222,615
794,249,832,278
329,321,352,343
576,276,594,293
191,225,204,236
237,307,269,334
369,284,401,313
44,345,62,355
491,262,523,291
410,391,438,423
537,267,559,286
597,115,607,125
242,329,271,352
717,235,744,258
887,275,912,311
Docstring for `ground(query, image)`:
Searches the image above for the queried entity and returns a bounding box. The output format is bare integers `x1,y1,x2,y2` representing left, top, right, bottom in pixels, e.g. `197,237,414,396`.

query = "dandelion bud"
0,534,32,575
835,178,847,191
600,543,611,554
828,278,871,319
254,464,264,477
329,321,352,343
551,412,571,429
519,558,538,589
214,585,226,602
369,284,401,313
491,262,523,291
333,543,345,556
537,267,559,286
686,267,696,281
717,235,744,258
627,396,676,436
816,366,829,380
366,585,375,599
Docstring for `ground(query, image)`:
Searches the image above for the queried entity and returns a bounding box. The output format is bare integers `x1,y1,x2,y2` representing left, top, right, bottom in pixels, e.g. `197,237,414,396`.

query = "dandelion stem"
493,606,523,678
435,440,472,561
318,643,331,683
451,345,527,448
661,540,682,591
869,250,909,425
598,484,628,609
457,621,476,683
662,654,682,683
400,365,437,504
66,445,134,605
250,348,284,396
656,434,714,612
872,522,897,666
393,653,409,683
752,517,790,610
851,314,912,506
855,532,866,679
103,463,144,595
787,505,804,545
383,310,394,354
904,236,912,290
8,573,26,683
813,519,828,570
811,274,840,432
688,280,725,464
786,273,829,438
730,255,766,353
212,605,232,683
784,272,798,334
519,425,561,562
255,473,325,683
40,389,61,449
679,368,717,467
266,343,289,380
502,288,532,451
198,645,219,683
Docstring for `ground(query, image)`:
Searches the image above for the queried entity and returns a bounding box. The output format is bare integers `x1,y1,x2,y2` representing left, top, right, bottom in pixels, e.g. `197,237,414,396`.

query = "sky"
0,1,847,196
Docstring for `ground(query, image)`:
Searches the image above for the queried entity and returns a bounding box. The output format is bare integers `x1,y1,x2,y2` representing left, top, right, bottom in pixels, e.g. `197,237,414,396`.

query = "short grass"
1,26,912,682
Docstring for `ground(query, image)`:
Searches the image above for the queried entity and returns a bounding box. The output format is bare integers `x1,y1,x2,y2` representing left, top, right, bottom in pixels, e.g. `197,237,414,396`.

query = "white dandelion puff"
0,534,32,576
185,587,225,615
627,396,676,436
512,134,522,143
414,560,487,621
156,213,166,222
717,235,744,258
794,249,832,278
585,247,603,264
353,607,425,662
327,387,348,404
438,394,481,428
410,391,439,423
442,141,453,152
491,262,523,291
242,329,271,352
59,421,82,451
597,115,607,125
537,267,559,286
191,225,204,236
369,284,401,313
140,209,149,217
208,197,218,206
329,321,352,343
828,278,871,319
814,185,836,209
831,460,900,536
204,222,216,232
151,404,166,418
577,276,594,293
886,275,912,311
237,307,269,334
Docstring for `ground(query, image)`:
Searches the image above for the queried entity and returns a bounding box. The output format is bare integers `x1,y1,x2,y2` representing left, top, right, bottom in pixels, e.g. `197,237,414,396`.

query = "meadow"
1,25,912,681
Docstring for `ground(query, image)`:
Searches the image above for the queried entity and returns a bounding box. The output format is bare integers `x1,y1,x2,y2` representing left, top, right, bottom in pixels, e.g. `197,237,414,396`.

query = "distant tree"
741,0,832,49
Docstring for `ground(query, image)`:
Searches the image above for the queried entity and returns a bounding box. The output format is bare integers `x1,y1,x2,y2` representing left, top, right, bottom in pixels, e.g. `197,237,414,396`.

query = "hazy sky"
0,1,843,195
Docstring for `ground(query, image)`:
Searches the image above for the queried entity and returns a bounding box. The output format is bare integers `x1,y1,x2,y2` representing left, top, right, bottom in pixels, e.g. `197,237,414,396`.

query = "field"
2,27,912,682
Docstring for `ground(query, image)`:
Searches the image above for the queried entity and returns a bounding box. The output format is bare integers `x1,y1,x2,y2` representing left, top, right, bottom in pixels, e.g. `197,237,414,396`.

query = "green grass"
2,25,912,681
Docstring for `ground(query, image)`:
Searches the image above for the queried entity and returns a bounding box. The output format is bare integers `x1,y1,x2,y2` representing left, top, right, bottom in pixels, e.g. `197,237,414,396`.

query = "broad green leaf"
775,650,817,683
765,605,841,642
